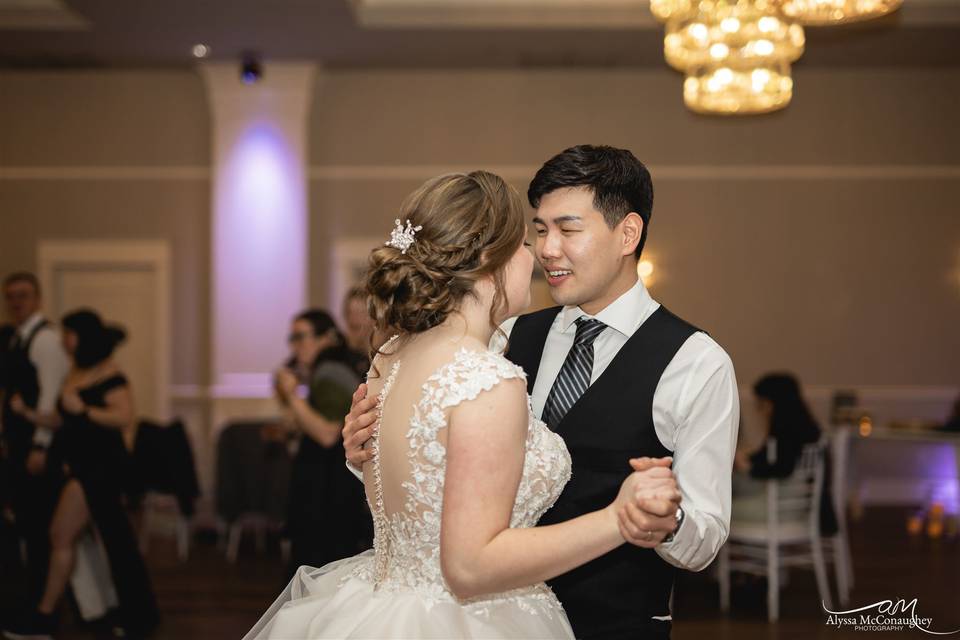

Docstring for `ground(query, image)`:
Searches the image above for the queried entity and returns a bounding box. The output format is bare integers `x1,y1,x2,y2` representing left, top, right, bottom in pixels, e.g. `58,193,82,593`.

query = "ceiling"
1,0,959,69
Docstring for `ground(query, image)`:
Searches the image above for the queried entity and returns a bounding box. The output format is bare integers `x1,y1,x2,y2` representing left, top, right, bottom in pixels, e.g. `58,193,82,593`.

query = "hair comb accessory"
386,219,423,254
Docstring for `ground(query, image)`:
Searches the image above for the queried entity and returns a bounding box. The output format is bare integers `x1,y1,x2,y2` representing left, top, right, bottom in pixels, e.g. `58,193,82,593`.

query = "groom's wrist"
662,506,684,544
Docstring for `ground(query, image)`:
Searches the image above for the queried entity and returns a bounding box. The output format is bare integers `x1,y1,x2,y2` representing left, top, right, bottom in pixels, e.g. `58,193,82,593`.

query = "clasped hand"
611,457,681,549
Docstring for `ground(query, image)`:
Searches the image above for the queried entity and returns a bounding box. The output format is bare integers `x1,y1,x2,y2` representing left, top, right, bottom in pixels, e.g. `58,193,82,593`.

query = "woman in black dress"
275,309,370,578
3,309,158,638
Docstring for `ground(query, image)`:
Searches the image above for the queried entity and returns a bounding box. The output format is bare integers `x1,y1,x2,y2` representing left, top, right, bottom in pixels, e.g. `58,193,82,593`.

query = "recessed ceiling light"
192,44,211,58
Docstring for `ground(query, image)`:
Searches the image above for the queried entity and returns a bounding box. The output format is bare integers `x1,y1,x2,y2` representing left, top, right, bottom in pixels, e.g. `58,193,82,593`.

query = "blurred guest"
3,309,158,638
0,272,69,609
937,394,960,432
735,373,821,479
0,320,14,480
732,373,836,535
341,286,374,375
0,321,16,602
275,309,369,578
0,323,15,396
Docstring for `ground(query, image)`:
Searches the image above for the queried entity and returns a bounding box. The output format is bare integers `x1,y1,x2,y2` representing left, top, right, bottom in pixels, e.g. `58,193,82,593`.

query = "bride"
245,171,680,639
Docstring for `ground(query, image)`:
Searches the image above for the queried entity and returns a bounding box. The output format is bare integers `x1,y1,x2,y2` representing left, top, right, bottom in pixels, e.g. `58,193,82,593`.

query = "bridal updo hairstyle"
365,171,527,344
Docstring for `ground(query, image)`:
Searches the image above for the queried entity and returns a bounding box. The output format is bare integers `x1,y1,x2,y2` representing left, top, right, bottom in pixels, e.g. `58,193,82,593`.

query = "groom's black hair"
527,144,653,259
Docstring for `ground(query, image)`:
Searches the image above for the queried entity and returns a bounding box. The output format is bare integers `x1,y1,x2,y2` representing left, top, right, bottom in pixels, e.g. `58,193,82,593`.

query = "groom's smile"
545,268,573,286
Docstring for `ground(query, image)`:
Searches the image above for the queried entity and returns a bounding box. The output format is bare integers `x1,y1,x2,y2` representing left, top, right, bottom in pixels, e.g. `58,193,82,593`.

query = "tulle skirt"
244,550,575,639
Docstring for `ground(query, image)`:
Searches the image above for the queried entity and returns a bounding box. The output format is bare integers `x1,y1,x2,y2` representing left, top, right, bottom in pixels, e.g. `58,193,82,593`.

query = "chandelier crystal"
777,0,903,25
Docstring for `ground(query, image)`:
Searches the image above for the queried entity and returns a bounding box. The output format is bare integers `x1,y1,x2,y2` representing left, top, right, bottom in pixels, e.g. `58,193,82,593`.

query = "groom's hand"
343,384,377,467
629,457,681,515
628,456,672,473
617,457,681,548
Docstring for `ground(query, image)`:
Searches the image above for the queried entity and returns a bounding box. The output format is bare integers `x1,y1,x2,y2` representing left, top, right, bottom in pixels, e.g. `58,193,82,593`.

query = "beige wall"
0,71,210,387
308,68,960,167
0,71,209,166
308,67,960,391
2,66,959,394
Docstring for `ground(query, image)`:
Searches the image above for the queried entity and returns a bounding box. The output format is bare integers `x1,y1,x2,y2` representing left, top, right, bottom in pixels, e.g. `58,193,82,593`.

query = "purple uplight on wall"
229,123,297,238
927,444,960,514
204,62,315,395
214,121,307,389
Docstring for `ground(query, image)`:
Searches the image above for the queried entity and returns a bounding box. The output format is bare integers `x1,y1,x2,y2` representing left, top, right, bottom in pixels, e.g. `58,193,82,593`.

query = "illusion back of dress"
358,336,572,607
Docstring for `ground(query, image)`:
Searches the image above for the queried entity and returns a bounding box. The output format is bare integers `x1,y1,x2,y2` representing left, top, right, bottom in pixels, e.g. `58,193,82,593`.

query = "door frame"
329,237,381,326
37,239,172,420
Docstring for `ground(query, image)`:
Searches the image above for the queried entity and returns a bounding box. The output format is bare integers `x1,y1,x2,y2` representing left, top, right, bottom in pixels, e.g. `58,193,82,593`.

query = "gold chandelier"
683,58,793,115
652,0,902,115
777,0,903,25
663,2,805,73
657,1,802,115
650,0,696,22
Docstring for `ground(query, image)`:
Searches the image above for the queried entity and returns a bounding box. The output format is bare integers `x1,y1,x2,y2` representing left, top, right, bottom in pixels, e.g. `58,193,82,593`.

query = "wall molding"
3,164,960,182
0,166,210,180
177,383,957,404
351,0,960,29
308,164,960,182
803,385,959,401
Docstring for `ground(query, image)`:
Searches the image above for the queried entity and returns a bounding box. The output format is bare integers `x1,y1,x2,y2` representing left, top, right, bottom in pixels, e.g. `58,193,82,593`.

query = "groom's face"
532,187,625,309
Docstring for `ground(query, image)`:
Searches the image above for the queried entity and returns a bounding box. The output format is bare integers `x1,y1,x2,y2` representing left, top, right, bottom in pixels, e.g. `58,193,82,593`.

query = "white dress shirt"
13,312,71,447
497,279,739,571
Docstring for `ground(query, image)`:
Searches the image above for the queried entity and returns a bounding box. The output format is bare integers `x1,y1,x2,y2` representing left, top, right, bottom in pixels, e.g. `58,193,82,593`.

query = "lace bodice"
351,346,572,613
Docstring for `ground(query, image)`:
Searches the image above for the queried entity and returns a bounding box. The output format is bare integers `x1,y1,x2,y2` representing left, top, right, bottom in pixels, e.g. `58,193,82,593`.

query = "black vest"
0,324,15,395
1,319,50,463
506,305,699,639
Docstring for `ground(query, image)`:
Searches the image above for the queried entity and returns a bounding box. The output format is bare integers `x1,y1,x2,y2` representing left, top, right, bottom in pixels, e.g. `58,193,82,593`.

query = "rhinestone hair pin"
386,218,423,254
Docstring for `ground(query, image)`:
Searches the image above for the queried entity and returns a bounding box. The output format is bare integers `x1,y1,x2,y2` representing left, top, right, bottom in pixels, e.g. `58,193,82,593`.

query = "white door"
38,241,171,421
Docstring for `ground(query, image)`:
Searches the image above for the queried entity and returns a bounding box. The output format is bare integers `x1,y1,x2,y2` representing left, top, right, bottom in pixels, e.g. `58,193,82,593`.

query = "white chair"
823,425,855,605
719,440,832,622
139,491,192,561
223,513,289,565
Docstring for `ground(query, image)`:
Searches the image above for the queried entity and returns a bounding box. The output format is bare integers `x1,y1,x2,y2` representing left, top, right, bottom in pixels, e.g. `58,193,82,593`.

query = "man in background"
0,272,70,609
341,286,374,376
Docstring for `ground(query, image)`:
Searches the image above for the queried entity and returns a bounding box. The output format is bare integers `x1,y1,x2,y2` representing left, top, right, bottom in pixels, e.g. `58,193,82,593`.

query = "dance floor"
37,507,960,639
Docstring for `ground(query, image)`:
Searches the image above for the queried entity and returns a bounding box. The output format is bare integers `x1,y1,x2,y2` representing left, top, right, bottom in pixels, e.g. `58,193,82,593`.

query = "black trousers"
7,464,59,609
572,617,672,640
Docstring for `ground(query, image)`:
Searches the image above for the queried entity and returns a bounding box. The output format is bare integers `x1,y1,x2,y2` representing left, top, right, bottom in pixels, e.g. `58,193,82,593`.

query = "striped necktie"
542,317,607,430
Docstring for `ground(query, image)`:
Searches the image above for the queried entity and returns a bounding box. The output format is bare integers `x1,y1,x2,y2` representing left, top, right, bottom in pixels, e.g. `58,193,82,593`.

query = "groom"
344,145,739,639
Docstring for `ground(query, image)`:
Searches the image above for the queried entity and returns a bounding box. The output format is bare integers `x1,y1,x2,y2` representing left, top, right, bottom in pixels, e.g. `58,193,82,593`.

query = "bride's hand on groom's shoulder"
611,457,681,548
343,384,377,467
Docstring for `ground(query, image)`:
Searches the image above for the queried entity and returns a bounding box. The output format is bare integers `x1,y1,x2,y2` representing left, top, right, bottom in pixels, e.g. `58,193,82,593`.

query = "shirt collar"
558,278,657,337
17,312,45,339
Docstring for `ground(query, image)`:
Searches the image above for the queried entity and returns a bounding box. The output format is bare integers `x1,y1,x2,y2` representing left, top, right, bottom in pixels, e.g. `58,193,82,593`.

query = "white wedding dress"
244,343,575,639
